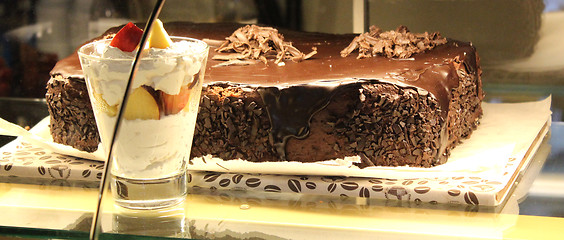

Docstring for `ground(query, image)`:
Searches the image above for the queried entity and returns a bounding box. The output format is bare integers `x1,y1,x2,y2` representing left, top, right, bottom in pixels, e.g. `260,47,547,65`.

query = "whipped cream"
110,111,196,179
82,39,206,106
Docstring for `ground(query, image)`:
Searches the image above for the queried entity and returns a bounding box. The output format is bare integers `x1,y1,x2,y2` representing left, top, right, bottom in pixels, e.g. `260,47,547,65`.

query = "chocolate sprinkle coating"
190,85,275,161
46,75,99,152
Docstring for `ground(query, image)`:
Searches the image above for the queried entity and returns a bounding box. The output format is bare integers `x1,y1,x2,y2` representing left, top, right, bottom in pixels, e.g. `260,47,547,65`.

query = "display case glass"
1,1,563,239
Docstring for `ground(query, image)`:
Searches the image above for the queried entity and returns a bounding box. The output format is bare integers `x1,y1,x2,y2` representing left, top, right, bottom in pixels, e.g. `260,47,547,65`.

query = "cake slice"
46,22,483,167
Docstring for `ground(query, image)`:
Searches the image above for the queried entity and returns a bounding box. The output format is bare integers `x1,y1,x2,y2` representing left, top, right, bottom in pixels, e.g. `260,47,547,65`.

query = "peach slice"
123,87,160,120
92,93,118,117
145,19,172,49
161,85,191,115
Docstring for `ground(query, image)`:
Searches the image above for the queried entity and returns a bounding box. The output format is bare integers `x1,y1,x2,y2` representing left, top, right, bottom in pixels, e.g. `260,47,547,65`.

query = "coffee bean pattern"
82,169,91,178
204,173,221,182
232,174,243,184
1,140,532,206
115,180,129,198
372,185,384,192
305,182,316,189
341,182,359,191
245,178,261,188
288,179,302,193
1,142,103,182
188,171,520,206
414,186,430,194
448,189,461,196
464,192,479,205
4,163,13,171
327,183,337,193
189,188,492,217
359,187,370,198
219,179,231,187
265,185,281,193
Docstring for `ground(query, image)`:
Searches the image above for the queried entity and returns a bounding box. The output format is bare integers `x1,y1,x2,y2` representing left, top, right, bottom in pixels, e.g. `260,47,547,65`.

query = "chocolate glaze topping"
50,22,480,161
257,85,337,160
52,22,478,112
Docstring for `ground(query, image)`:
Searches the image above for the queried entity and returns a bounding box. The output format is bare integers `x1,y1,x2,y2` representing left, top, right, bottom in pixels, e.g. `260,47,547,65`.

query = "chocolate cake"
46,22,483,168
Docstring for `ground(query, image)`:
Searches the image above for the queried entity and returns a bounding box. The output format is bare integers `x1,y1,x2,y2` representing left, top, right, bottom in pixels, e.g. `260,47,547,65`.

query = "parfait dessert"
78,20,208,209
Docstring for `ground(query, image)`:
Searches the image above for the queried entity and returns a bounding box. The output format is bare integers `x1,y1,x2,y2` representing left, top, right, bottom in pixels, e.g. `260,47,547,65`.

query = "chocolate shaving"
341,25,447,59
203,38,225,47
212,59,258,68
214,25,317,66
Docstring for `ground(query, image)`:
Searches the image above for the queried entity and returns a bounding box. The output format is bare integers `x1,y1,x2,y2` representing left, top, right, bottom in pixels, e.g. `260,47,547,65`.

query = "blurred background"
1,0,563,107
0,0,563,217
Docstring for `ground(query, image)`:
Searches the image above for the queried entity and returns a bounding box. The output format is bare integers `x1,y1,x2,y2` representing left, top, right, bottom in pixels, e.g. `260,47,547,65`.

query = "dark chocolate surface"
51,22,479,116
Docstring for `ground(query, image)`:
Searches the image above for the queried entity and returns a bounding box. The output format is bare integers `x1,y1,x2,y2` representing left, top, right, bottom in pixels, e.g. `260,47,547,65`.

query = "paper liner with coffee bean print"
0,141,103,182
187,172,507,206
186,185,498,214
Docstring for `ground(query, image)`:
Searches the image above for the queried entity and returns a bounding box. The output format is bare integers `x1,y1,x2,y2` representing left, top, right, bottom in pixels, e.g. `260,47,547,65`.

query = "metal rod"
364,0,370,32
353,0,370,33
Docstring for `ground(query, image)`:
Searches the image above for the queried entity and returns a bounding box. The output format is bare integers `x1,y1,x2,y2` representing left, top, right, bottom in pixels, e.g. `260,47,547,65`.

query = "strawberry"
109,22,143,52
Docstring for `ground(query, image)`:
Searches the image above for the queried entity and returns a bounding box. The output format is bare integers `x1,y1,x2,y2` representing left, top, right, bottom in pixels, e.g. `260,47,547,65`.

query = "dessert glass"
78,37,208,209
